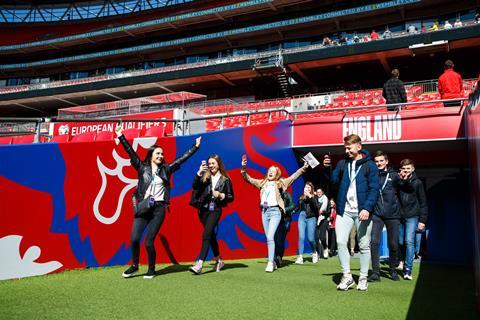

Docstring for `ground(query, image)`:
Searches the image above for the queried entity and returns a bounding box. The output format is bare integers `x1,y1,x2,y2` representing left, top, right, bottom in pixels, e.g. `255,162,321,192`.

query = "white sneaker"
265,261,275,272
337,274,355,291
396,261,404,271
323,249,329,259
357,276,368,291
295,256,304,264
312,252,319,264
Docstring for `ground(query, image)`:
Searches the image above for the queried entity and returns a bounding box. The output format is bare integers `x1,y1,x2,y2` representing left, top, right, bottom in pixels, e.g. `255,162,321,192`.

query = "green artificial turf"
0,257,476,320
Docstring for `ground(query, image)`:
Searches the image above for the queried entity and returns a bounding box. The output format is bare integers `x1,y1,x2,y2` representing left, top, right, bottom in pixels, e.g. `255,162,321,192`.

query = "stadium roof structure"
0,0,197,23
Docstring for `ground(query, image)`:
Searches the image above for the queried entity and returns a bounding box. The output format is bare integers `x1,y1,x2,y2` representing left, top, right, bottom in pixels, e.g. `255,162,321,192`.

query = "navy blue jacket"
326,150,379,216
374,167,403,219
398,172,428,224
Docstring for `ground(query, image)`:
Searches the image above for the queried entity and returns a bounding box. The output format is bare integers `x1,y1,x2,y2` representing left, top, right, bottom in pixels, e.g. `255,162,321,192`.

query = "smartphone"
242,154,247,162
201,160,207,166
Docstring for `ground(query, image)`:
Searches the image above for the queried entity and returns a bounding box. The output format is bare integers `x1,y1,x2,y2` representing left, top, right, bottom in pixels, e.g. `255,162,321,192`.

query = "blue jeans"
398,216,418,272
297,211,317,255
262,207,282,262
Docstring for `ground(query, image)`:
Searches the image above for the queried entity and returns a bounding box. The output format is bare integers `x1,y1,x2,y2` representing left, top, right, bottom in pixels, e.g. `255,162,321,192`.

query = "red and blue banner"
0,121,305,280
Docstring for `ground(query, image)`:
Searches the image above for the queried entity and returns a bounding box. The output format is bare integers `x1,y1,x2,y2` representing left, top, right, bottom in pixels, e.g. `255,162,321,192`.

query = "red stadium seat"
70,132,96,142
122,128,140,140
95,131,114,141
144,125,165,138
0,136,13,144
12,134,35,144
50,135,70,143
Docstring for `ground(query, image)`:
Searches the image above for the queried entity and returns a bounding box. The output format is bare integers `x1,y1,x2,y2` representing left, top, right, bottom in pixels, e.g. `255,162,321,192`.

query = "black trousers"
130,203,167,270
274,217,291,259
315,219,328,254
198,209,222,261
370,214,400,274
328,228,337,253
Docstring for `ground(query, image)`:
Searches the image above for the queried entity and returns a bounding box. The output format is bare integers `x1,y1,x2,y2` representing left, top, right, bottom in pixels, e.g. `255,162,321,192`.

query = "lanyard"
380,173,390,193
347,162,363,183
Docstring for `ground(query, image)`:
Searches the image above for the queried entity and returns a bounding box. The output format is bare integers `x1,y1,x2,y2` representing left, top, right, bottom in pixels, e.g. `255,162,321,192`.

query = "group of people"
115,124,428,292
382,59,464,111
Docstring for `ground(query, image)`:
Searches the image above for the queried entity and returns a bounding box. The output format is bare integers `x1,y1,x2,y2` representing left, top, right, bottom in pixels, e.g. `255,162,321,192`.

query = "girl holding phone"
189,155,234,275
241,156,308,272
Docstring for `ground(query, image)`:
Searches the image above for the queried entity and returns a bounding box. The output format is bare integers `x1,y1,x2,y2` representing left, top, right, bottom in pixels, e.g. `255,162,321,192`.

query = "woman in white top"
241,157,307,272
115,125,201,279
189,155,234,275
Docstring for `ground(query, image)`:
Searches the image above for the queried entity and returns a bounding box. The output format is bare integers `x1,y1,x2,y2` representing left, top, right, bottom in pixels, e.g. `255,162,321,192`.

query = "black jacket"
298,196,319,218
282,190,296,218
398,172,428,223
382,77,407,104
373,167,404,219
191,173,234,210
119,134,198,204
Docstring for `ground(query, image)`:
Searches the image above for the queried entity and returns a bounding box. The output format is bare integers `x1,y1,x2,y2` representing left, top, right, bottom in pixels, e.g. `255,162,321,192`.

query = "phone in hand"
242,154,247,162
201,160,207,166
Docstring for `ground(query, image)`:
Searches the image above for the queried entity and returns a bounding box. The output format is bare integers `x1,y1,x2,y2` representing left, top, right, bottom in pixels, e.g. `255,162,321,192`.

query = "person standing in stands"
323,134,379,291
438,60,463,107
382,26,392,39
189,155,234,275
316,188,330,259
443,20,453,30
295,182,320,264
241,157,308,272
370,29,380,40
327,199,338,257
368,151,405,282
397,159,428,280
454,18,463,28
429,22,439,31
382,69,407,111
116,125,201,279
274,189,296,267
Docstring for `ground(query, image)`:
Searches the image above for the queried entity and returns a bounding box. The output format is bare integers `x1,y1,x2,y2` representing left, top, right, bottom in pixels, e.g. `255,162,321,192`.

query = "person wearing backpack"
241,157,308,272
189,155,234,275
323,134,379,291
274,189,296,267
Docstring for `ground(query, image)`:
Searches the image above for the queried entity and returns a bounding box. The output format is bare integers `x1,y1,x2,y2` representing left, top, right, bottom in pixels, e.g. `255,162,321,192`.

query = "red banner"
53,109,175,137
293,107,465,146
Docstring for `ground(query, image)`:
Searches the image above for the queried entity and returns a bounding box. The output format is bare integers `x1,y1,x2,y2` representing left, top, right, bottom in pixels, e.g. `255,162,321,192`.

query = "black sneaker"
122,265,138,278
367,273,381,282
390,270,400,281
143,269,156,279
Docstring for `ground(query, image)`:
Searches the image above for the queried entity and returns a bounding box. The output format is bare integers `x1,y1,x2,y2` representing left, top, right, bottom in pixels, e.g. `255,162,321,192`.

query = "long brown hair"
201,154,230,182
299,182,315,201
263,166,282,181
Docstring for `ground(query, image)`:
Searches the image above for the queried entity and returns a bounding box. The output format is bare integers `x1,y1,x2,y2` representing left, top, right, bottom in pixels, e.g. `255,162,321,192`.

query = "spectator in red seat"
382,69,407,111
438,60,463,107
370,30,380,40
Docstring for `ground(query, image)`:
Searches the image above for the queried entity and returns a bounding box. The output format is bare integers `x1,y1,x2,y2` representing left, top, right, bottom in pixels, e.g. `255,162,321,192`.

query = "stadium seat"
50,135,70,143
70,132,97,142
122,128,140,140
0,136,13,144
95,131,114,141
12,134,35,144
144,125,165,138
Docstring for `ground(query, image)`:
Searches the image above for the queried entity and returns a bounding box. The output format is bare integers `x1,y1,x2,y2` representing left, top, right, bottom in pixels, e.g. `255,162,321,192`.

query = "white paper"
303,152,320,169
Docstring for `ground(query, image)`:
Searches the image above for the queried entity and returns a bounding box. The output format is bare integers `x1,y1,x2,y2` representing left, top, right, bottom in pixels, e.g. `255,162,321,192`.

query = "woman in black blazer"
189,155,234,275
115,125,201,279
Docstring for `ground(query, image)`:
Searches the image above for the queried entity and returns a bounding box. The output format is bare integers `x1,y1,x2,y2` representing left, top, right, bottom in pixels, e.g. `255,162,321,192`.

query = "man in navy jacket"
368,150,404,282
323,134,379,291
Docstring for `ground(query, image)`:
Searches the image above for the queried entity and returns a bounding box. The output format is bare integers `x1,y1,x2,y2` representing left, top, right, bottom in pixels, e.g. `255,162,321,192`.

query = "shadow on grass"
156,264,191,276
323,272,360,285
406,262,477,320
200,263,249,274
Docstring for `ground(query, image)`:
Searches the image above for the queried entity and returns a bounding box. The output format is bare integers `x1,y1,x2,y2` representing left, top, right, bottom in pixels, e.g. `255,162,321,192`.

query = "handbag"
133,179,155,217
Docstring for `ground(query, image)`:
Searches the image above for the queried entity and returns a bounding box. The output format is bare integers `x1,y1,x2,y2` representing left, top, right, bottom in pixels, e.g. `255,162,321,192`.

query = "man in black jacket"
382,69,407,111
397,159,428,280
274,190,296,267
368,151,404,282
